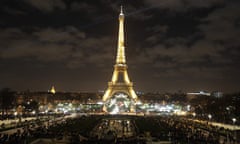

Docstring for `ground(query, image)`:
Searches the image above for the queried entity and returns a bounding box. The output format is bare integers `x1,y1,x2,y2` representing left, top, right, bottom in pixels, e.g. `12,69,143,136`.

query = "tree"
23,100,39,114
0,88,15,119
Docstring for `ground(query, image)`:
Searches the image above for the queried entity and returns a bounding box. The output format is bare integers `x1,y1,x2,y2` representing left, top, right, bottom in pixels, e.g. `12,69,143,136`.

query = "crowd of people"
136,116,239,144
0,115,101,144
0,114,239,144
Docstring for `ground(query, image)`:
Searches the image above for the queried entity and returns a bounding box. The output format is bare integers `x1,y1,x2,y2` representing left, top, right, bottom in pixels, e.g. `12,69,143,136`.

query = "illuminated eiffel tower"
102,7,138,111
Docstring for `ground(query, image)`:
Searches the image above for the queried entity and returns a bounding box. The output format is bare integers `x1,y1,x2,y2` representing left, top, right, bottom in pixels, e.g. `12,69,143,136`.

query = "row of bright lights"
13,99,239,124
192,113,237,124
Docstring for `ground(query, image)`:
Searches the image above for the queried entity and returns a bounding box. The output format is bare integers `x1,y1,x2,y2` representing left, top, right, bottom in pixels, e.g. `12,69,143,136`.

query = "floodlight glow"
97,101,104,105
232,118,236,124
174,110,187,115
115,93,127,98
32,111,36,115
124,101,128,107
192,112,196,117
109,99,116,107
110,106,119,115
187,105,191,111
208,114,212,119
136,101,142,105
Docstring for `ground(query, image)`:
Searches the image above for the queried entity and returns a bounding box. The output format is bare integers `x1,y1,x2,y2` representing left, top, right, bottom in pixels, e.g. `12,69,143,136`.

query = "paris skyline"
0,0,240,93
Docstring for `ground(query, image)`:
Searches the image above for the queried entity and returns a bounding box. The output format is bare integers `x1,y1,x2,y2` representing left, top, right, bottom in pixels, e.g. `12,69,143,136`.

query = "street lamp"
208,114,212,123
232,118,237,143
192,112,196,118
232,118,236,126
208,114,212,119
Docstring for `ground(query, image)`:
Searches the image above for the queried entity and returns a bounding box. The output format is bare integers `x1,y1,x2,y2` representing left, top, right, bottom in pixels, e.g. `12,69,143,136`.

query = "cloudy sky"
0,0,240,93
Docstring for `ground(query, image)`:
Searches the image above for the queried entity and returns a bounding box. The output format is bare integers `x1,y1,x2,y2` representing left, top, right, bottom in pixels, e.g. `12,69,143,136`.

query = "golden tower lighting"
102,6,138,104
50,86,56,94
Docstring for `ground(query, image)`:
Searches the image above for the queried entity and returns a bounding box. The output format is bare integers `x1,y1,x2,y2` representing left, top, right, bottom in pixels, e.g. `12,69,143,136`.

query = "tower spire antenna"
116,5,125,64
120,5,123,14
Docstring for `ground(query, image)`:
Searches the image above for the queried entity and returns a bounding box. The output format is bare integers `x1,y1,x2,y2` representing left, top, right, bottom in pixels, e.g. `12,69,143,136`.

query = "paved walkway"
0,117,36,125
0,114,76,135
0,117,40,135
190,119,240,130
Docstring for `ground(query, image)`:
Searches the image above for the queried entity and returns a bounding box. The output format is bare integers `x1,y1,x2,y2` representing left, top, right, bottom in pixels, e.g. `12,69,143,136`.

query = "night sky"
0,0,240,93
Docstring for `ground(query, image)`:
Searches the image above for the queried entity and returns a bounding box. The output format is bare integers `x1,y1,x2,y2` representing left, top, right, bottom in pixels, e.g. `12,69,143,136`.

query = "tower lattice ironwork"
102,6,138,104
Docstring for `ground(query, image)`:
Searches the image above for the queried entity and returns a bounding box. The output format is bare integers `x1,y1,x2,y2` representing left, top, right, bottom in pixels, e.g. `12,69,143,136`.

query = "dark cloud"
0,27,113,68
70,2,96,14
33,27,85,43
144,0,225,11
0,0,240,92
66,36,114,69
2,7,26,15
127,0,240,92
0,27,78,62
24,0,66,12
199,2,240,47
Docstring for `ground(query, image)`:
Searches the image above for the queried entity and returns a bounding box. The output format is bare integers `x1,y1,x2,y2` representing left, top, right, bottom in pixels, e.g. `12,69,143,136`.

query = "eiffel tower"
102,6,138,112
